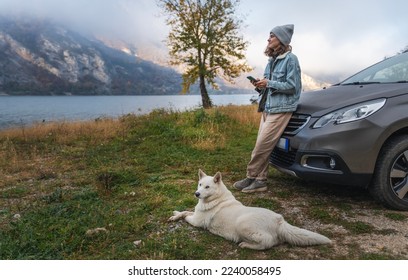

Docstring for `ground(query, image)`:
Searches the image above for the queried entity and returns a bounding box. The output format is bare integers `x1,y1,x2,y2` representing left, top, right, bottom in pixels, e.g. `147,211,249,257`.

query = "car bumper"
270,116,385,187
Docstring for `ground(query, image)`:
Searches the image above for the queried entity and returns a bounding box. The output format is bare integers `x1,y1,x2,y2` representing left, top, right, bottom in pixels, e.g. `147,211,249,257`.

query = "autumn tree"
158,0,251,108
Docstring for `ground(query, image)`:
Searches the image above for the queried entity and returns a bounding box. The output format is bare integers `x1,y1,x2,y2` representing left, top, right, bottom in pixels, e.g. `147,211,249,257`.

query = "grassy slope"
0,105,406,260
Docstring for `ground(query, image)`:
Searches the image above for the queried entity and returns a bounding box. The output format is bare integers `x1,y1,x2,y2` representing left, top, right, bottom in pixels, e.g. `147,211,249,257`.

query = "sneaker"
242,180,267,193
233,178,255,190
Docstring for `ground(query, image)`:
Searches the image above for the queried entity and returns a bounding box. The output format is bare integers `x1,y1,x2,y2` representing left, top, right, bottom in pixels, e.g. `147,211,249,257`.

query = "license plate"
277,137,289,152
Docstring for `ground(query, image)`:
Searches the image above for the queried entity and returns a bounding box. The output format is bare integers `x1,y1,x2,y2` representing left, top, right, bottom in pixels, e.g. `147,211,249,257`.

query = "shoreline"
0,94,255,131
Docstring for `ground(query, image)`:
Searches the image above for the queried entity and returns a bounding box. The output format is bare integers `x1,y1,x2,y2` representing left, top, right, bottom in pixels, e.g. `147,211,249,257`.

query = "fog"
0,0,168,44
1,0,407,82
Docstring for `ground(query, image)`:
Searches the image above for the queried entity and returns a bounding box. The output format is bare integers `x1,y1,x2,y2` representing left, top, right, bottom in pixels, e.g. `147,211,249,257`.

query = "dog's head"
195,169,223,200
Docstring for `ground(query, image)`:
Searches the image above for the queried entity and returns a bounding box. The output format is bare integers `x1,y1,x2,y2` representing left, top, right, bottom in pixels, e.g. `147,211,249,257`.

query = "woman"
234,24,302,193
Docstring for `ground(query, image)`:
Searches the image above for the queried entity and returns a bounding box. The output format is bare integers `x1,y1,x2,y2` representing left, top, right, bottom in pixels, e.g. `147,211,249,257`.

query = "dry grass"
0,118,127,191
0,118,126,144
214,104,260,127
182,105,259,150
0,105,258,143
0,106,259,182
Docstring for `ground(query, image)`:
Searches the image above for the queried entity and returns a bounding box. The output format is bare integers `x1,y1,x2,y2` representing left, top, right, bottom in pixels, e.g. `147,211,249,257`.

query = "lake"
0,94,256,130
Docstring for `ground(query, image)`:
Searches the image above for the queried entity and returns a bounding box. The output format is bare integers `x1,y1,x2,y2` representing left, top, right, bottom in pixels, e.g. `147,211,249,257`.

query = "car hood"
297,83,408,117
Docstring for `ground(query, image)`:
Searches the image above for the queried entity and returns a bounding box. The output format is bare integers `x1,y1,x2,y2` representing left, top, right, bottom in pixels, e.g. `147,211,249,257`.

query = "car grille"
270,113,309,167
270,147,297,167
282,113,310,136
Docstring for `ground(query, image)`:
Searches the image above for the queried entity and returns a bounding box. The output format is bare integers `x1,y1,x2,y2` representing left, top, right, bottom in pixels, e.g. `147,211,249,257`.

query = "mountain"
0,16,328,96
132,43,331,92
301,73,330,91
0,16,182,95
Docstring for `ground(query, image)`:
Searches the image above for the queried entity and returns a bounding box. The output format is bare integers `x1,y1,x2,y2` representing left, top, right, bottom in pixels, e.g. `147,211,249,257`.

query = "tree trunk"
199,74,212,108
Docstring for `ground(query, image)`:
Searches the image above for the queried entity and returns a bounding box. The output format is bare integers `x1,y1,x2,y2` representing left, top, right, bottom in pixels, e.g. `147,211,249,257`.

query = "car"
270,50,408,210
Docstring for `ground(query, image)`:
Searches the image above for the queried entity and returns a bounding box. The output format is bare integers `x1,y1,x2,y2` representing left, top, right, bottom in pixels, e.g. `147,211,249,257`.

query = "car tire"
370,135,408,211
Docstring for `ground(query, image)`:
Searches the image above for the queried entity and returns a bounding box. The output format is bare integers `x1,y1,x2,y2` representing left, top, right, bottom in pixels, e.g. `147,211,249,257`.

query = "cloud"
0,0,168,43
239,0,408,81
0,0,407,82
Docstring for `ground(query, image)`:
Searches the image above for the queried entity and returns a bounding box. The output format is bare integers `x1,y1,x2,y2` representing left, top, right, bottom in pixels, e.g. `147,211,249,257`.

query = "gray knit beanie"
270,24,294,45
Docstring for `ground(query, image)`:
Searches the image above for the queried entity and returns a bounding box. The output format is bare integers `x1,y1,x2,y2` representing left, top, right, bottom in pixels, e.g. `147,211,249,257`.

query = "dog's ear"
213,172,222,184
198,169,206,179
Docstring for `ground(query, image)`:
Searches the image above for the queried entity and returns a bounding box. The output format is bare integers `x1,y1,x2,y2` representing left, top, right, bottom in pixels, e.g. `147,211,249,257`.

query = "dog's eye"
205,185,210,189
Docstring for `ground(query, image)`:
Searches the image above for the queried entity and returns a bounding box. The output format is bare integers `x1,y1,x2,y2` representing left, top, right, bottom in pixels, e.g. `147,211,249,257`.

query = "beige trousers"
246,112,292,180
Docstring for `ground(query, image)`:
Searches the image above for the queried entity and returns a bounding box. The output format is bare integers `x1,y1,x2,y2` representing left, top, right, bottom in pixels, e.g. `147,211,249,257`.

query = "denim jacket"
263,51,302,114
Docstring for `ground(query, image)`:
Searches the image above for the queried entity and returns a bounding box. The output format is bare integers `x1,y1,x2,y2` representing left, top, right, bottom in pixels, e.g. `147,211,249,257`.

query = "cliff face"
0,17,182,95
0,16,329,96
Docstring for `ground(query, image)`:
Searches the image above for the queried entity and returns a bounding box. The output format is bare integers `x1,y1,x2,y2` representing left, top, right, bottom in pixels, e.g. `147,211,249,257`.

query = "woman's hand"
254,79,268,89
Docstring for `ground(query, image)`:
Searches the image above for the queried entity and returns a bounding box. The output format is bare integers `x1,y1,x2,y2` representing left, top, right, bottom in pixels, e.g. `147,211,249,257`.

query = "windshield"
341,51,408,85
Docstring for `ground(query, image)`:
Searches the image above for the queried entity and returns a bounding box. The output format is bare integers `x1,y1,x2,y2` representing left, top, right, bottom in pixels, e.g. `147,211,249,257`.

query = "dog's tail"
278,220,331,246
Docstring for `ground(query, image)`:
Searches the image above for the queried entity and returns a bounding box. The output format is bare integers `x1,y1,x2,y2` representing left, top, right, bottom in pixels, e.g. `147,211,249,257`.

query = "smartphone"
247,76,257,83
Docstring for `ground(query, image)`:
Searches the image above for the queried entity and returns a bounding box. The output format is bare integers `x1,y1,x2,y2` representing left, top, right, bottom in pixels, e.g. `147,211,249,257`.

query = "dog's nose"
195,192,200,197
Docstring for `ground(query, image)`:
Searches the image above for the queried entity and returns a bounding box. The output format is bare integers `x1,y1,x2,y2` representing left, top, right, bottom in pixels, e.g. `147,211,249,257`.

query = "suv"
270,51,408,210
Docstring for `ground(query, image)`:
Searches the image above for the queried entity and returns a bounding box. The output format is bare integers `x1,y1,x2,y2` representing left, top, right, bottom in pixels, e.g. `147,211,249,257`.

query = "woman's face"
267,33,281,49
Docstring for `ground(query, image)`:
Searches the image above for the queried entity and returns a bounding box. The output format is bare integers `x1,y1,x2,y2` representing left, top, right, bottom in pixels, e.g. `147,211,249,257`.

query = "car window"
341,52,408,84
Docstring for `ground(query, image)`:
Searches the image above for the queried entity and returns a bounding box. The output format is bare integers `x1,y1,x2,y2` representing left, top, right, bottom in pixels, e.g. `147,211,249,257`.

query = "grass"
0,104,407,260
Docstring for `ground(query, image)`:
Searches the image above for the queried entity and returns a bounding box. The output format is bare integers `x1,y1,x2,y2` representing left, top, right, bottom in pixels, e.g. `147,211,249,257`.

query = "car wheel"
370,135,408,211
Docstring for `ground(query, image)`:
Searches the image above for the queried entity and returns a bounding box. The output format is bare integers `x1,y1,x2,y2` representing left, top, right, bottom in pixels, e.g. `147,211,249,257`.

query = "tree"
158,0,251,108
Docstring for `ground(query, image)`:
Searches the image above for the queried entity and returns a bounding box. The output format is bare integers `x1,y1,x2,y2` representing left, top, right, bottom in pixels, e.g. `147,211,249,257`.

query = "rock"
85,227,108,236
133,240,143,247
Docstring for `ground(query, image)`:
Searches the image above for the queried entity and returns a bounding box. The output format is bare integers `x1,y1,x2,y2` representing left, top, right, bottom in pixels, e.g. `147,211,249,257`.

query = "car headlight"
313,98,386,128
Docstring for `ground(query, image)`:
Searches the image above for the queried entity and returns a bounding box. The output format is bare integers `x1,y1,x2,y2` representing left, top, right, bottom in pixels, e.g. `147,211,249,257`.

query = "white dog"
169,170,331,250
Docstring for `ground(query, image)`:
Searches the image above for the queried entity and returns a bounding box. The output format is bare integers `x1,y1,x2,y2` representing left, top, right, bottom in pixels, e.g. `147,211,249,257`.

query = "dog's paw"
238,242,248,248
168,211,182,222
168,215,178,222
239,241,265,250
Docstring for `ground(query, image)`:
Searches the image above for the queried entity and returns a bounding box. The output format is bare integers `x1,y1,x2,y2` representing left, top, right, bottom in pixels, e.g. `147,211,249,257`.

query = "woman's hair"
264,43,292,57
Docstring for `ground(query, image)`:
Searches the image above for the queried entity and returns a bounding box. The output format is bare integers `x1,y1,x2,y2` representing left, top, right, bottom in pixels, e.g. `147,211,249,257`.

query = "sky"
0,0,407,82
